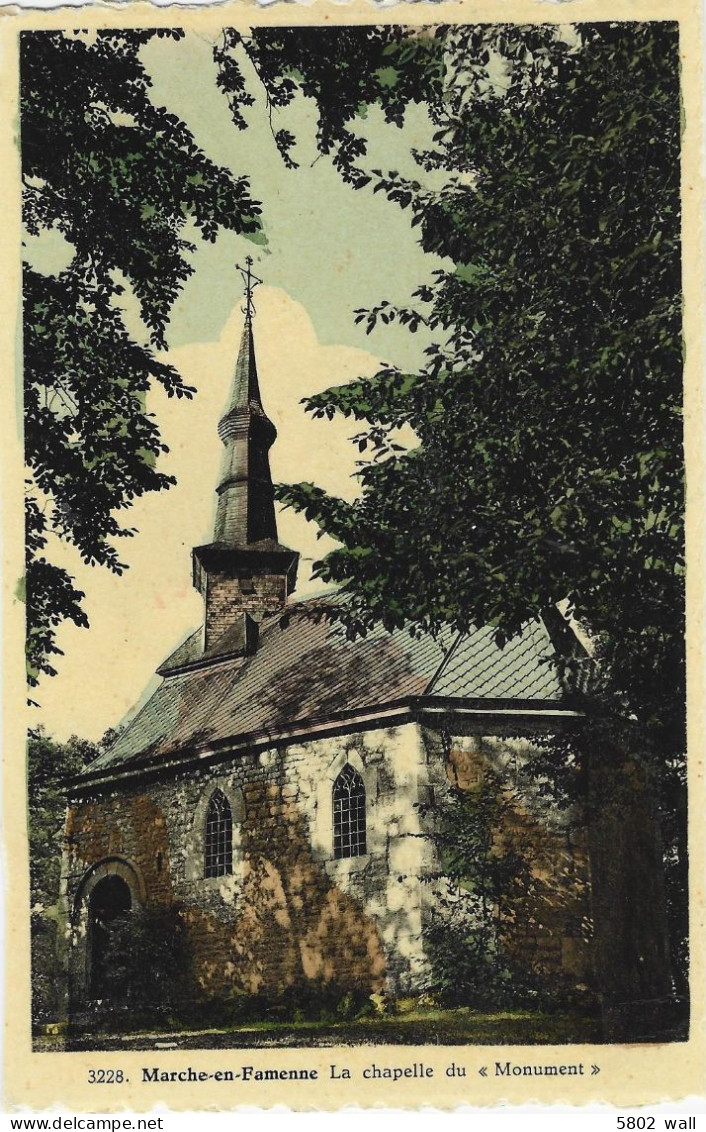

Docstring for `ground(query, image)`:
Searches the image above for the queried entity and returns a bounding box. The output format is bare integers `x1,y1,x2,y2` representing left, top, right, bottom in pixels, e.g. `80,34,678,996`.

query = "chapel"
62,282,593,1019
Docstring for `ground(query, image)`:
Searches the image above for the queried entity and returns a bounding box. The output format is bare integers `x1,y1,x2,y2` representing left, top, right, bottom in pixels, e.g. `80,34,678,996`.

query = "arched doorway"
88,874,132,1000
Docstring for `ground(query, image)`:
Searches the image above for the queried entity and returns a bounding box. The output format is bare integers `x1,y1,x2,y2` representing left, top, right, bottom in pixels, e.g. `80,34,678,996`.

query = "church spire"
213,260,278,546
192,261,299,656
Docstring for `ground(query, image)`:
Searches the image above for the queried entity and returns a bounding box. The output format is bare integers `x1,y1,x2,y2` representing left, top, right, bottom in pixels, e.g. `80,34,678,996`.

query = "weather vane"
237,255,263,320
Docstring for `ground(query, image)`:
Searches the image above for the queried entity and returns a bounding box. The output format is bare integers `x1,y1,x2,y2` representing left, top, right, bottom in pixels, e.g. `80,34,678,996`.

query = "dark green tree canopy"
22,29,261,686
22,24,443,691
22,25,436,690
28,728,99,908
273,23,683,749
24,24,684,760
216,25,442,184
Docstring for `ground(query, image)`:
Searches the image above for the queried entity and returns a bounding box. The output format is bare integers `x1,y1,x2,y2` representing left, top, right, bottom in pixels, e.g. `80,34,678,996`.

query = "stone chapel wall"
64,720,592,1013
420,726,593,988
64,721,434,1008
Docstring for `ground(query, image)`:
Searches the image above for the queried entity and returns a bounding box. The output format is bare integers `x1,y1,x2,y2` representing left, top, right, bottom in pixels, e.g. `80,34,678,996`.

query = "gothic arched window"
333,765,367,859
204,789,233,878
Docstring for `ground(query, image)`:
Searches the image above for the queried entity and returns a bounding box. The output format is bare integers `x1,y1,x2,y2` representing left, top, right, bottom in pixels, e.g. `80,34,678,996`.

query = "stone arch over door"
70,858,145,1005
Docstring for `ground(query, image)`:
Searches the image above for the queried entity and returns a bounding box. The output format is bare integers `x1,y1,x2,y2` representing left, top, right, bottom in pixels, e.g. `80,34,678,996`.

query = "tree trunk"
584,726,687,1041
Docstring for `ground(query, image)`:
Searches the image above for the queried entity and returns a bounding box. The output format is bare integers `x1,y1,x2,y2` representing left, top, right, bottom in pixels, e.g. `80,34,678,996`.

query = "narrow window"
333,765,366,859
205,789,233,877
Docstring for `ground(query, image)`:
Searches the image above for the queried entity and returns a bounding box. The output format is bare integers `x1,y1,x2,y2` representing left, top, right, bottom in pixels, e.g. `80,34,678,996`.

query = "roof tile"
87,608,568,779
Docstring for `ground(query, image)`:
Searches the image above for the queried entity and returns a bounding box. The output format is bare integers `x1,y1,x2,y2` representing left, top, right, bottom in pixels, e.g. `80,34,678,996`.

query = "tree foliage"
216,26,443,185
22,29,261,686
91,905,193,1024
419,771,541,1009
28,728,98,908
28,728,99,1025
24,23,684,758
273,23,684,754
22,26,442,691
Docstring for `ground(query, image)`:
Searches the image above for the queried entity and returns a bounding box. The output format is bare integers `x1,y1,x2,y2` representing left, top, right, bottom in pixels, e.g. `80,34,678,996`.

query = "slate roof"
429,623,564,700
83,600,573,783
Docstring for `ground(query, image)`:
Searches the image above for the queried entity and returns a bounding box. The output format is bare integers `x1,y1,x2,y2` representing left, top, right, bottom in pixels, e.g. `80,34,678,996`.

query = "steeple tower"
192,260,299,656
213,305,278,545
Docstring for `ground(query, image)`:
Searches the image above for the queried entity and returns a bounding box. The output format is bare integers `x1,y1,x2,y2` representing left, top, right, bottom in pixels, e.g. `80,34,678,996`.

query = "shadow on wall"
183,781,387,1007
68,777,387,1029
109,619,432,767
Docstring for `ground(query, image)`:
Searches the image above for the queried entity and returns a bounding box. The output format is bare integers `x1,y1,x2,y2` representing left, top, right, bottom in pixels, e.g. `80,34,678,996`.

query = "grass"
36,1003,603,1051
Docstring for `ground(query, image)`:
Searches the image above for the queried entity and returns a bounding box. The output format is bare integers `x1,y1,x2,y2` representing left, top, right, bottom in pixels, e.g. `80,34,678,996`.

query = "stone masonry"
64,720,591,1011
203,570,287,653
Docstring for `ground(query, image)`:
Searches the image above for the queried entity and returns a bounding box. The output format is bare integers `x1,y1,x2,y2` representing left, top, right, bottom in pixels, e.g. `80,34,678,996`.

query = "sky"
28,29,447,742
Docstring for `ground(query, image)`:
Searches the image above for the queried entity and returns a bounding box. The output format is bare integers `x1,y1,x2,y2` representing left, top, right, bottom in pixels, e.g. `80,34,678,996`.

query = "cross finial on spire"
237,255,262,321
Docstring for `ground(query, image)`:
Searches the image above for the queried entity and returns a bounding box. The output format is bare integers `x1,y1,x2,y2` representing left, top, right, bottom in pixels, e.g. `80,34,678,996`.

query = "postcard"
2,0,704,1112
